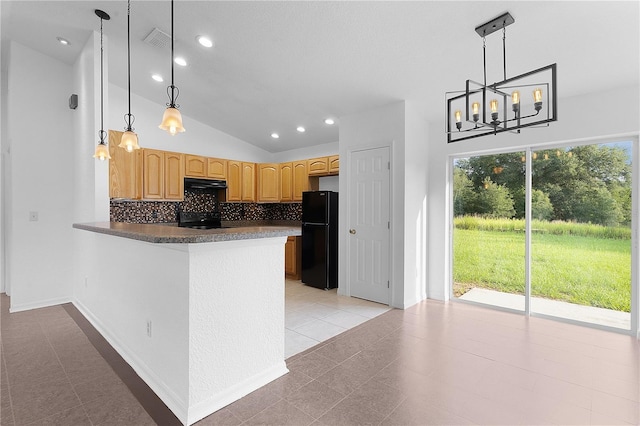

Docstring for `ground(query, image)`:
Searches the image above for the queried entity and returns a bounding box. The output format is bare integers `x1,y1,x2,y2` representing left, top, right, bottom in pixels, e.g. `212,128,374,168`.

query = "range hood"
184,177,227,190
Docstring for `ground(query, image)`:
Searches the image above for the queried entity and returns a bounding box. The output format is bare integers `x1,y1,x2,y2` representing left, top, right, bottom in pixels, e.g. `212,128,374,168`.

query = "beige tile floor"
2,282,640,425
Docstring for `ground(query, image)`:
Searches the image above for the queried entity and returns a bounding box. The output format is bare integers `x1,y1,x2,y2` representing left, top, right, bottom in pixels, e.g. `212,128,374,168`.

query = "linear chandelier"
445,12,557,143
93,9,111,161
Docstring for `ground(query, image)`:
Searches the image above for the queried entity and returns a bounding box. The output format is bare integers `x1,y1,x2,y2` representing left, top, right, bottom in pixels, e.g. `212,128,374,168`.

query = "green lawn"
453,229,631,312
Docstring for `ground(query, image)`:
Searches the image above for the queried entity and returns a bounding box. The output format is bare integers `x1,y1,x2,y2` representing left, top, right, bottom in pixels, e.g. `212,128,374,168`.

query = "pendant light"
93,9,111,160
119,0,141,152
158,0,185,136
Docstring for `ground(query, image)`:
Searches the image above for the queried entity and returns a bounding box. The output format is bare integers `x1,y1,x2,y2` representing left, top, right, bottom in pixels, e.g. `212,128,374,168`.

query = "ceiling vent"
143,27,171,49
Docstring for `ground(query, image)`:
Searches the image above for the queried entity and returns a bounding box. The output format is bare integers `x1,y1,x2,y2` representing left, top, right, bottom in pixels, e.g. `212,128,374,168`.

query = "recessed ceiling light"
324,118,335,125
57,37,70,46
196,35,213,48
271,133,280,139
174,57,187,66
296,126,306,133
151,74,164,82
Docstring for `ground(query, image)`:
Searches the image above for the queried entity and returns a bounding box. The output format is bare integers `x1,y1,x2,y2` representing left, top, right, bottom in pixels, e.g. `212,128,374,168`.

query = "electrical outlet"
29,211,38,222
146,320,152,338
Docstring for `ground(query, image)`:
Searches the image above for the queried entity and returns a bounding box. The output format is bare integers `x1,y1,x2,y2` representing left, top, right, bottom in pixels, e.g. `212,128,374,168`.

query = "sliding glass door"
452,140,635,333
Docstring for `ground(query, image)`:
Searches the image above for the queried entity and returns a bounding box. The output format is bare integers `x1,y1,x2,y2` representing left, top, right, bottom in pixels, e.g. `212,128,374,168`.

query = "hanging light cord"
124,0,134,130
502,25,507,81
99,15,106,144
482,34,487,87
167,0,179,108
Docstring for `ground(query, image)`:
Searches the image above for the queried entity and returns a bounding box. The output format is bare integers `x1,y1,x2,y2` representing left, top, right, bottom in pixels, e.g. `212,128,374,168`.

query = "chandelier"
446,12,557,143
93,9,111,161
159,0,185,136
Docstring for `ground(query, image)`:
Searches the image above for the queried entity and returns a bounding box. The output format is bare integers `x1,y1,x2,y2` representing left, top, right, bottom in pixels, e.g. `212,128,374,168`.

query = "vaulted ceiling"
3,1,638,152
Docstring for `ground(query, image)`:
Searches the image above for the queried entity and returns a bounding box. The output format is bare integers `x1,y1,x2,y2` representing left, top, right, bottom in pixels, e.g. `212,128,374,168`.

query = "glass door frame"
449,137,639,338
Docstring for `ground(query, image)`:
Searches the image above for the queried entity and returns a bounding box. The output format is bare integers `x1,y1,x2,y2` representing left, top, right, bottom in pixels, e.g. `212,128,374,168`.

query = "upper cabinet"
207,158,227,179
164,152,185,200
257,163,280,202
328,155,339,174
184,154,206,178
307,157,329,176
109,130,142,199
292,160,309,201
143,149,184,200
307,156,339,176
242,162,256,202
279,163,293,202
227,161,255,202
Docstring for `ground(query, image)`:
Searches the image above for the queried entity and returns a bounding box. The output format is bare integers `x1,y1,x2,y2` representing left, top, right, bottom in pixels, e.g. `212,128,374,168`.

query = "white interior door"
348,146,390,304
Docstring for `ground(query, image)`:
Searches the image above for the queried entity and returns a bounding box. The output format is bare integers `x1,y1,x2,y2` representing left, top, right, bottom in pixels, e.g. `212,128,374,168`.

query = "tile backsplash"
110,189,302,223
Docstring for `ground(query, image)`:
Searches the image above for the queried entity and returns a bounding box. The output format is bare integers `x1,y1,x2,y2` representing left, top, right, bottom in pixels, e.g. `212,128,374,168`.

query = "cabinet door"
164,152,184,200
207,158,227,179
258,163,280,202
184,154,206,177
109,130,142,199
241,162,256,202
284,236,302,279
227,161,242,201
143,149,164,199
307,157,329,175
292,160,309,201
328,155,339,174
280,163,293,202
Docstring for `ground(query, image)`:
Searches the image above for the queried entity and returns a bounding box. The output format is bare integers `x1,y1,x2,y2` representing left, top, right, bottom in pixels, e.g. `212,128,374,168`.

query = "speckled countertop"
73,222,302,244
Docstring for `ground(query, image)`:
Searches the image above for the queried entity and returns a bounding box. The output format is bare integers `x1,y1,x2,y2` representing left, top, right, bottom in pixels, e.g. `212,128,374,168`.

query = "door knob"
349,229,356,234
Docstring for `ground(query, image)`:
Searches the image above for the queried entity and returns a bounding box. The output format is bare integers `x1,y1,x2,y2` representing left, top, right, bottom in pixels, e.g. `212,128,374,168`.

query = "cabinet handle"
349,229,356,235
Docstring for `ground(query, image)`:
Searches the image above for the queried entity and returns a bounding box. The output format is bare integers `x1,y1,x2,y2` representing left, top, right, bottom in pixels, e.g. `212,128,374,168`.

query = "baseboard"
9,296,72,313
72,299,188,424
187,362,289,425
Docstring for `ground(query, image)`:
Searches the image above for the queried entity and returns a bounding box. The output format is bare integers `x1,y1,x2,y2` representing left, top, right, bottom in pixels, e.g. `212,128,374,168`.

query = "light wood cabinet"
285,236,302,279
207,158,227,179
257,163,279,202
307,157,329,176
280,163,293,202
109,130,142,199
143,149,164,199
292,160,309,201
164,152,185,200
143,149,184,200
184,154,206,177
227,161,242,201
227,161,255,202
241,162,256,202
328,155,339,174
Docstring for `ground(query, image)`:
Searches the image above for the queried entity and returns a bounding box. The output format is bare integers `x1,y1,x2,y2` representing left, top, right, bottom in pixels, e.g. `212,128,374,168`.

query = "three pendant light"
94,0,184,161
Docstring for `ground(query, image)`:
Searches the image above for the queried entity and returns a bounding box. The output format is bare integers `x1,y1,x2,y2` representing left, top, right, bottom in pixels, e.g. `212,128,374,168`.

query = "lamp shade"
119,130,140,152
93,143,111,161
159,107,185,136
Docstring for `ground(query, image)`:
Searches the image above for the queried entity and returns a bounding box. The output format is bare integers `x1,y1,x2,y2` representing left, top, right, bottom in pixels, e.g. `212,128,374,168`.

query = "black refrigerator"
301,191,338,289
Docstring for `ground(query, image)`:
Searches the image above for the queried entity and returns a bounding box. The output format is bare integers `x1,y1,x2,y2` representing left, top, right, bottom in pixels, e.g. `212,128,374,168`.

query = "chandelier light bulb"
533,88,543,111
511,90,520,113
454,110,462,130
472,102,480,122
490,99,499,113
93,143,110,161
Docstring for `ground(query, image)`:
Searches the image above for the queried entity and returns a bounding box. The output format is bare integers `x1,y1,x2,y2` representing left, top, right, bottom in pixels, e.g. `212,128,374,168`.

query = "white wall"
6,41,75,311
274,141,339,163
426,84,640,303
108,84,272,163
338,101,428,309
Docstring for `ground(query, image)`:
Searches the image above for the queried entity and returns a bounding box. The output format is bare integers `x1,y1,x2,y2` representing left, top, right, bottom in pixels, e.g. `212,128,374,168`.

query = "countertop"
73,222,302,244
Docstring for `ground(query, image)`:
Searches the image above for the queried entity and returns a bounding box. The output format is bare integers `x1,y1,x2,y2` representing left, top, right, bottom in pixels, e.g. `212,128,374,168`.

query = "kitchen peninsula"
73,222,301,425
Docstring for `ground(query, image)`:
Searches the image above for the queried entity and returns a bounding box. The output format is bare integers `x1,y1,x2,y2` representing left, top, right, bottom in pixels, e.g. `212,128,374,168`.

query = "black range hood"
184,177,227,191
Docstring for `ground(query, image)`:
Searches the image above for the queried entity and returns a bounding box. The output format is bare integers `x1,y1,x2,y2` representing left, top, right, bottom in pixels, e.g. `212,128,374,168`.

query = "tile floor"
2,282,640,425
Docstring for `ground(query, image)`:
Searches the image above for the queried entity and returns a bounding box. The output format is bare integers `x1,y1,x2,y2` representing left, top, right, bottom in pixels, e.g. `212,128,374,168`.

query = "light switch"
29,211,38,222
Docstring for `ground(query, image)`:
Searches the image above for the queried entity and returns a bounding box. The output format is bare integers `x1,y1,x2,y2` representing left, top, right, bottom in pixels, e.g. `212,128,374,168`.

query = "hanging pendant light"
93,9,111,160
159,0,185,136
119,0,141,152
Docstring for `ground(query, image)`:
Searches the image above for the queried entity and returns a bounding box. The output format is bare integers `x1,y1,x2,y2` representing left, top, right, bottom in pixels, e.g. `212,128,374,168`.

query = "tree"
453,167,475,216
474,178,516,219
531,189,554,221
